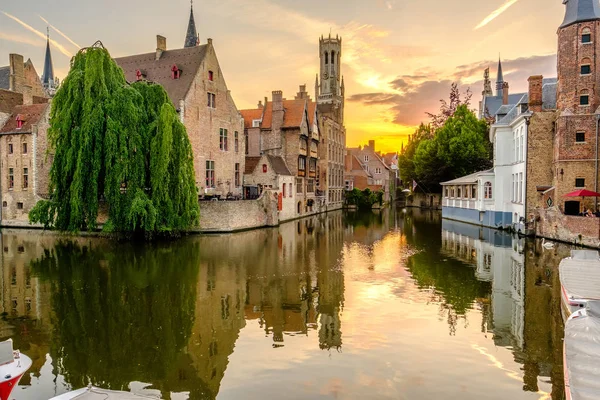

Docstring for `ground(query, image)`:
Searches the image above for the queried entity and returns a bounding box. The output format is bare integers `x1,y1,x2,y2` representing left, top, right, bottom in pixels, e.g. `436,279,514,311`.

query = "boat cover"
559,257,600,300
565,302,600,400
570,250,600,260
51,387,160,400
0,339,14,366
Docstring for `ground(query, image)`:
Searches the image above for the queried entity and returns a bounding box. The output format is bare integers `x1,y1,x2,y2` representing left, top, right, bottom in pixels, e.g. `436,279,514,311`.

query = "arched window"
325,52,329,64
331,51,335,65
484,182,493,199
581,57,592,75
582,27,592,44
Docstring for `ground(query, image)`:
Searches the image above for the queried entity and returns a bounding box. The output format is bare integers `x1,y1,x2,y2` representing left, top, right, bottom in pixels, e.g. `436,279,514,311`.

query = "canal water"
2,208,570,400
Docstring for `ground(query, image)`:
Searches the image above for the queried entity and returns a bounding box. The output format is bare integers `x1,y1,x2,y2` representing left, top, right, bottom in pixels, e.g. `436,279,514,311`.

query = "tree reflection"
31,240,201,395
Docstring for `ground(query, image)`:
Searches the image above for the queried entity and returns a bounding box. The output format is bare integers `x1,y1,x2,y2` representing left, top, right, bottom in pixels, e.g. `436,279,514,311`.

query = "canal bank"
2,207,568,399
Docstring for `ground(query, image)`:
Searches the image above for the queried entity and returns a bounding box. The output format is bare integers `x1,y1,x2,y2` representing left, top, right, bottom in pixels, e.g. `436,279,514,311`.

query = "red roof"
0,103,49,134
240,108,263,129
307,101,317,127
261,99,307,129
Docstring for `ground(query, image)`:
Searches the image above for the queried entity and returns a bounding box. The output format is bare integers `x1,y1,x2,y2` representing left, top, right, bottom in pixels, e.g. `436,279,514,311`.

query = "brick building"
316,35,346,209
240,89,321,217
345,140,392,200
114,4,245,198
0,103,51,221
0,54,46,102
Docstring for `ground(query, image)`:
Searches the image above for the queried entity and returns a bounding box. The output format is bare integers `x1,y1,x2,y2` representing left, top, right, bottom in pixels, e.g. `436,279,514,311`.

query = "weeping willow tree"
29,42,199,234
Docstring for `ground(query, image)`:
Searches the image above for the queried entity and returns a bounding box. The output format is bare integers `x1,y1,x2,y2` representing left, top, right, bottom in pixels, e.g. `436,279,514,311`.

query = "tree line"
398,84,493,193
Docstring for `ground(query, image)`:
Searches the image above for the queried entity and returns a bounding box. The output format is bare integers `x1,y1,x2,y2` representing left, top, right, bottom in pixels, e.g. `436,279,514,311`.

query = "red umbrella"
564,189,600,197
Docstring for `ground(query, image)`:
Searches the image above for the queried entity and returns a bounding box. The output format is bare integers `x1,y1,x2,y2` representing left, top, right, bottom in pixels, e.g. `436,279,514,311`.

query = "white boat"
559,250,600,321
563,301,600,400
0,339,32,400
50,385,161,400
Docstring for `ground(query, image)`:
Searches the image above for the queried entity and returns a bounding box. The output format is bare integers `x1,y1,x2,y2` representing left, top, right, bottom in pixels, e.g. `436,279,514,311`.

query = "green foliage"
345,188,383,210
414,104,491,189
29,44,199,234
398,123,432,187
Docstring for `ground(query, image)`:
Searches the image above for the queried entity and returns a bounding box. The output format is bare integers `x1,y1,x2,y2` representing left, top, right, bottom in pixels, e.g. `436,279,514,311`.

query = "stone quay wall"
197,190,279,233
535,208,600,247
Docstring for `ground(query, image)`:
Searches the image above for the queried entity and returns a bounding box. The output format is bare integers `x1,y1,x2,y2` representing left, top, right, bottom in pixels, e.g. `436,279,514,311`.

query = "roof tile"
0,103,49,134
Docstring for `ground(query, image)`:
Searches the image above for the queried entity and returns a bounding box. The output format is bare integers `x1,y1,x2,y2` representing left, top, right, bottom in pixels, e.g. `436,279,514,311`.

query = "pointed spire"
42,27,55,89
496,56,504,98
184,0,199,48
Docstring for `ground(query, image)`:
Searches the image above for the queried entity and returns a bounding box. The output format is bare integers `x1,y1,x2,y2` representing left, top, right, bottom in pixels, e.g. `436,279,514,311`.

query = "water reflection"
0,209,571,399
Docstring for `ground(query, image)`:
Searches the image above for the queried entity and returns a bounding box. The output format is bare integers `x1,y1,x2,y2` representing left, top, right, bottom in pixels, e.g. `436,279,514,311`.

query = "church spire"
42,27,55,89
184,0,199,48
496,56,504,98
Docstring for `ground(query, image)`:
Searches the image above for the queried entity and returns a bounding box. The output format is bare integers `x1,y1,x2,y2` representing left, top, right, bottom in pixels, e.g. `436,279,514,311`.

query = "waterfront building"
114,3,245,198
243,154,296,221
443,65,557,231
240,89,321,217
346,141,396,204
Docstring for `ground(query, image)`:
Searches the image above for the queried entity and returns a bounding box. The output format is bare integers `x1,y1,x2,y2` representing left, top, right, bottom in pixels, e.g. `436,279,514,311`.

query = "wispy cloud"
0,31,44,47
39,15,80,49
0,11,73,57
474,0,519,30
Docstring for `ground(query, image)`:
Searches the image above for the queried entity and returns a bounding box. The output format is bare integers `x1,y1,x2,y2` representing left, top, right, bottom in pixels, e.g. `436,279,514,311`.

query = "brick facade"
0,103,51,221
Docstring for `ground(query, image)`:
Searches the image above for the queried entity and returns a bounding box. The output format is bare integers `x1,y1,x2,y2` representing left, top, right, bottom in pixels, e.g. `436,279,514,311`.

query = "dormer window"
171,65,181,80
208,70,214,81
15,115,24,129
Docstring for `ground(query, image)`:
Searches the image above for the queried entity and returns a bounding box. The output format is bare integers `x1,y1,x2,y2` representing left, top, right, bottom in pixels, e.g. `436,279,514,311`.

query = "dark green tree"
398,123,432,187
413,104,491,190
29,43,199,234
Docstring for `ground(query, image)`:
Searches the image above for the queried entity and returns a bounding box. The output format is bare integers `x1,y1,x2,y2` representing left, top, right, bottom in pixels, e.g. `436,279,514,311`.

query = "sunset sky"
0,0,565,153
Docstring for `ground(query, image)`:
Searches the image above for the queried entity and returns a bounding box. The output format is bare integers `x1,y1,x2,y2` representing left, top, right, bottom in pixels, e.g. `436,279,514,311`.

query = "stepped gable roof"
0,89,23,114
0,66,9,90
266,155,292,176
114,45,208,106
561,0,600,28
261,99,308,129
240,108,263,129
0,103,49,134
441,169,494,185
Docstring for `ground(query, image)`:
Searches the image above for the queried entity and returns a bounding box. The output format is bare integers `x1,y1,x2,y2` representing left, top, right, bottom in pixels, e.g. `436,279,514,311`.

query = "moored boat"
50,385,161,399
563,301,600,400
559,250,600,321
0,339,32,400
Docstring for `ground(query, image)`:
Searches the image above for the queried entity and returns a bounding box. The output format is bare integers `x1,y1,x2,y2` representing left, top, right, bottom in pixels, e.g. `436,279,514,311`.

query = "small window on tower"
580,94,590,106
581,64,591,75
576,178,586,188
582,28,592,44
325,52,329,65
576,131,586,142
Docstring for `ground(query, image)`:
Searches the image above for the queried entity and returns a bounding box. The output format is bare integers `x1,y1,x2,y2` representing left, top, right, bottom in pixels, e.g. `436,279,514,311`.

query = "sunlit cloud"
0,11,73,57
39,15,80,49
474,0,519,30
0,31,44,47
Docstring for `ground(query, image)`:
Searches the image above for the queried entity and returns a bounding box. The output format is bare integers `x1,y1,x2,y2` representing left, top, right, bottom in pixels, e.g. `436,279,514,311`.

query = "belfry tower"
316,34,344,124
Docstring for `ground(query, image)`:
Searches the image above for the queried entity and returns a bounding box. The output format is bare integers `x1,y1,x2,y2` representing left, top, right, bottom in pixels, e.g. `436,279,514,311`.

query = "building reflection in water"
0,208,569,400
440,218,567,400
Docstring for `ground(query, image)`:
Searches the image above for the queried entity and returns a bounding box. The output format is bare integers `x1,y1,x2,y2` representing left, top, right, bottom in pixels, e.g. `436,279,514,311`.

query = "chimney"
345,151,352,172
502,82,509,105
528,75,543,112
272,90,283,112
368,140,375,152
9,54,24,93
257,100,263,109
207,38,213,46
156,35,167,60
21,85,32,106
